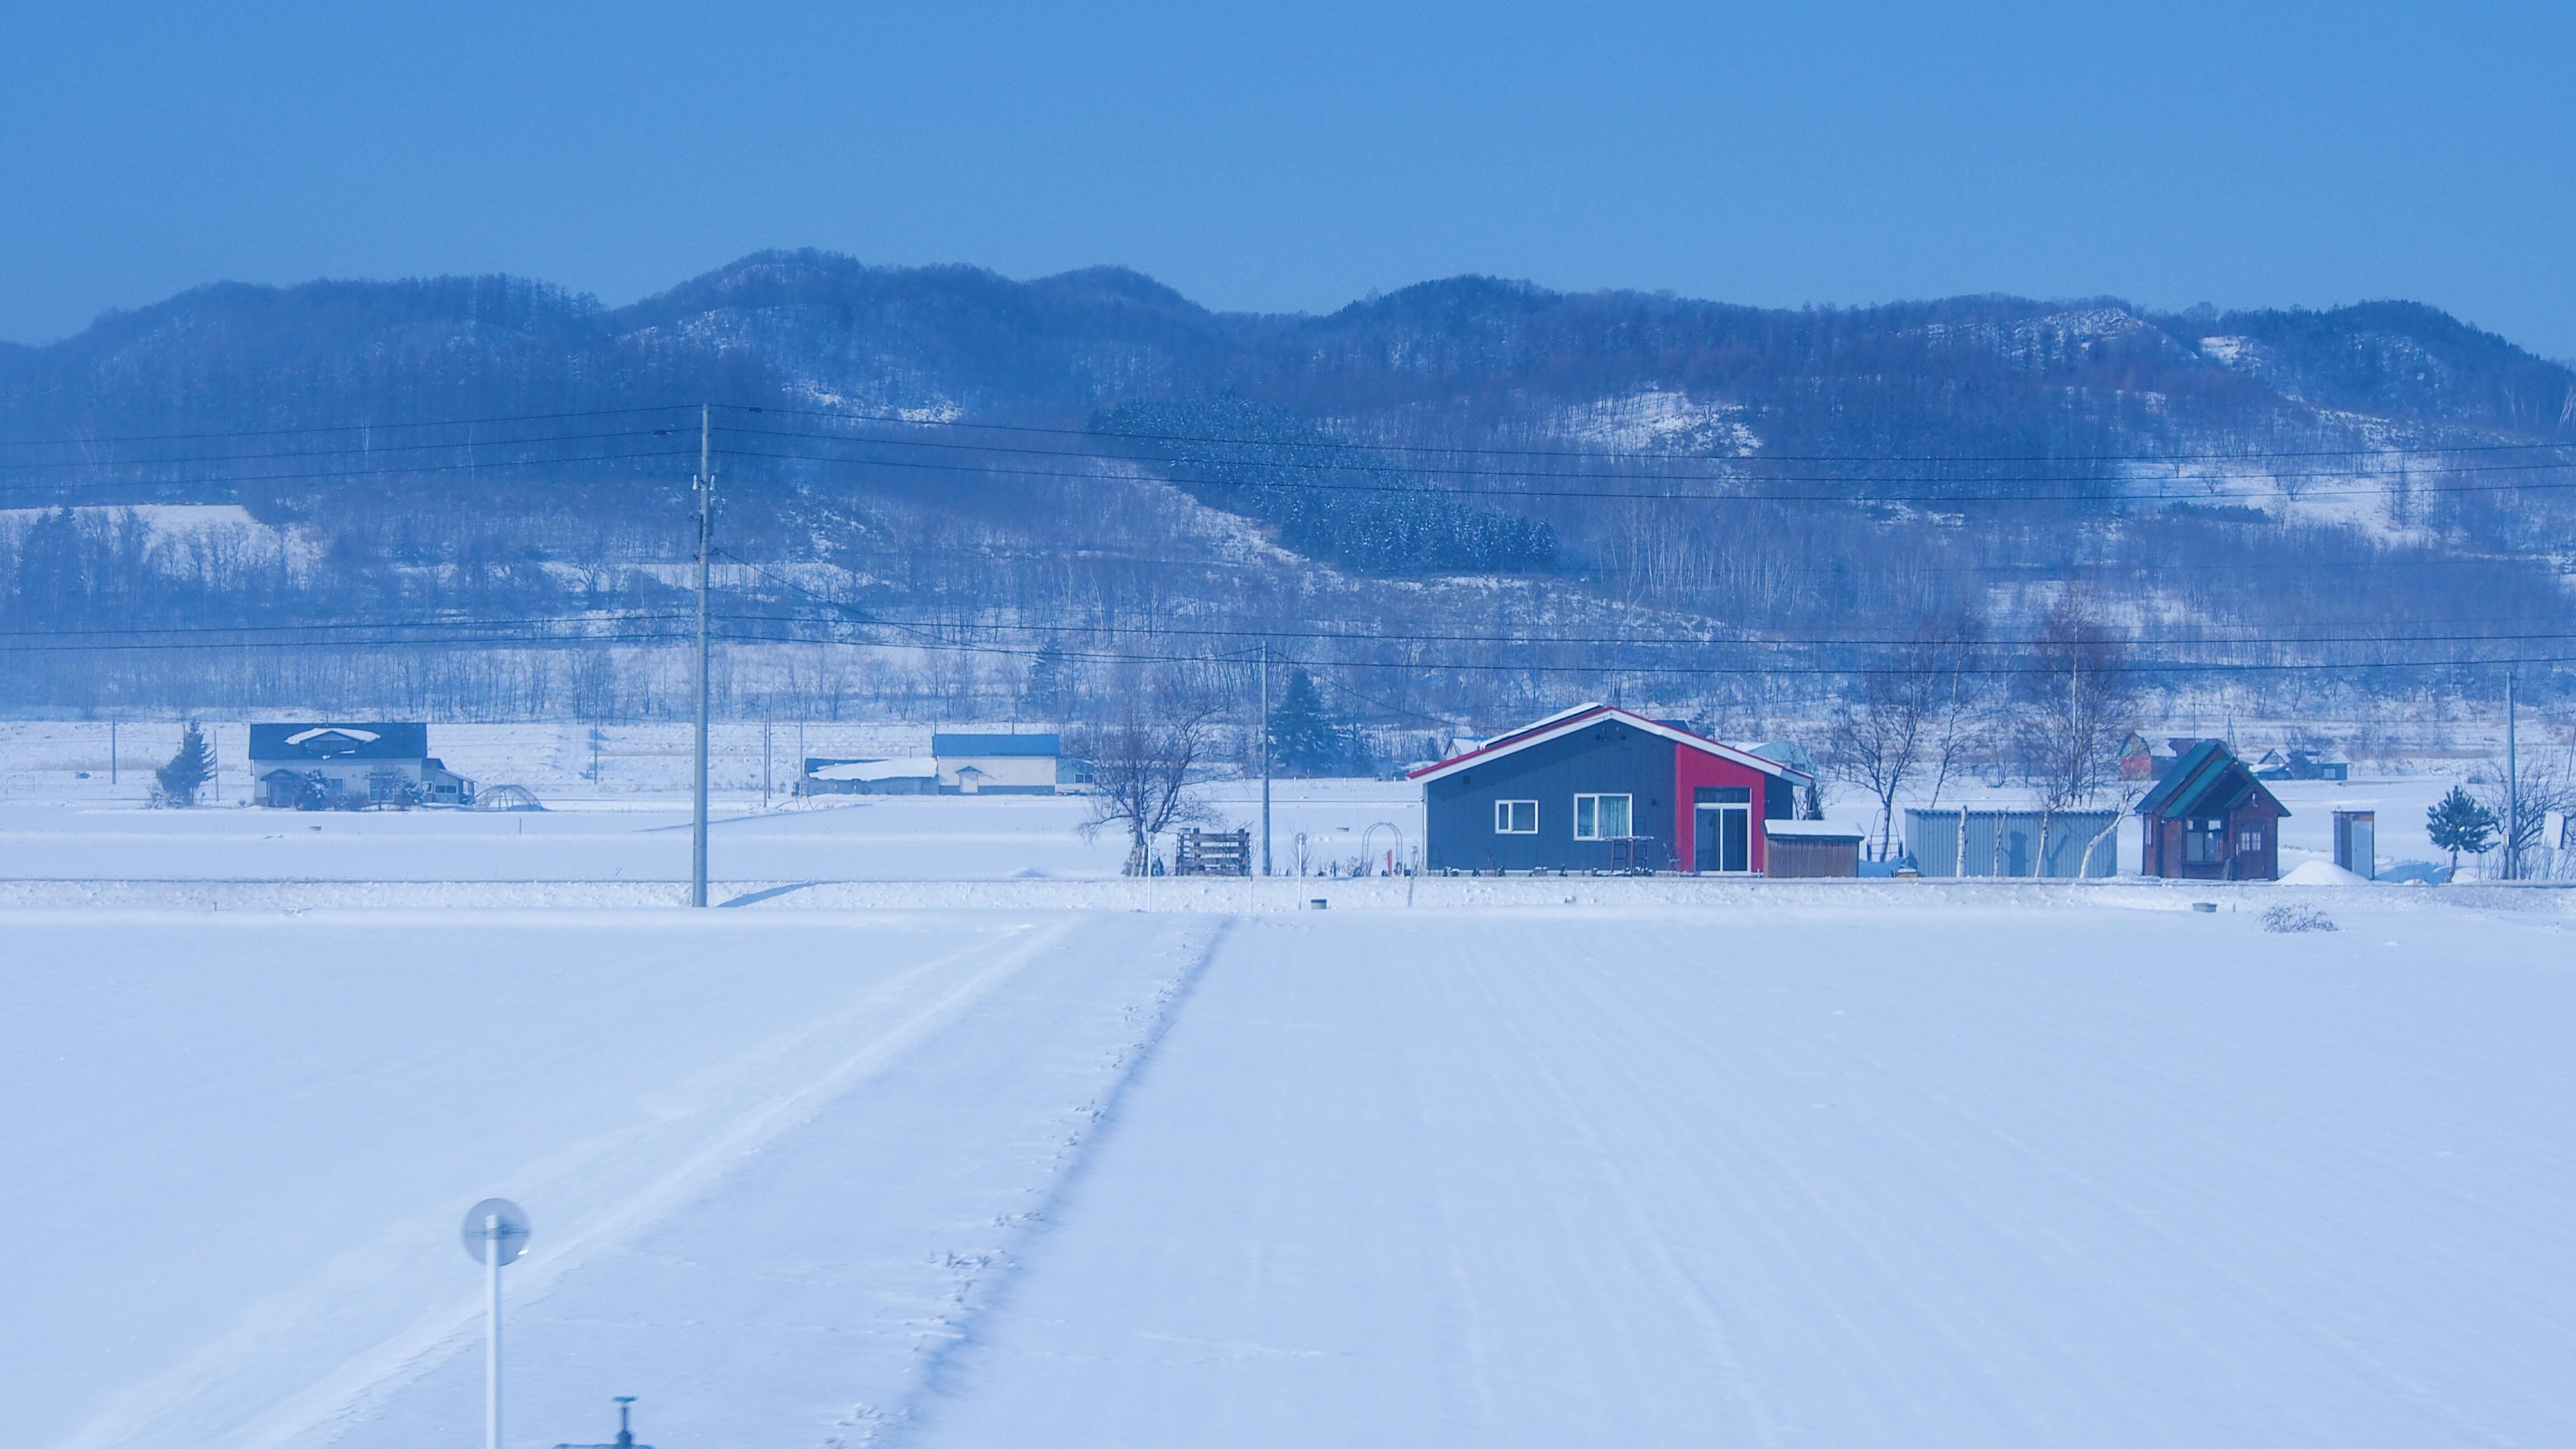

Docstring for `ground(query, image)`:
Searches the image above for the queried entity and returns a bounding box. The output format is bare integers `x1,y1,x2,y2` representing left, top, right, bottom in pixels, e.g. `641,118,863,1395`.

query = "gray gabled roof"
2135,740,2289,820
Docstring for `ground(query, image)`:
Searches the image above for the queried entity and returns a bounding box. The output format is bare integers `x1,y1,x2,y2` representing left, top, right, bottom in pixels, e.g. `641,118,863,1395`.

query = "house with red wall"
1411,705,1812,873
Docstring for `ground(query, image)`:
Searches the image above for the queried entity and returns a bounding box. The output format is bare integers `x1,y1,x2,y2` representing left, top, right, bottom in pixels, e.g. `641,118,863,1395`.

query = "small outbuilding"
1412,704,1811,874
2136,740,2289,881
1761,820,1864,878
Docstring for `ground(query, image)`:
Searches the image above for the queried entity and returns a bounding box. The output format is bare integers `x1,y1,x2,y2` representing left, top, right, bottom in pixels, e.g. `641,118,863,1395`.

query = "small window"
1494,799,1537,834
2239,830,2265,853
1574,793,1632,840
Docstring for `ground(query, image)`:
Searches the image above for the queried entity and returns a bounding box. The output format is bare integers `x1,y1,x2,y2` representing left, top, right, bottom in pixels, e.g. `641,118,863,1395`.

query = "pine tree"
1023,638,1068,721
155,721,215,807
1268,668,1345,775
2426,784,2497,878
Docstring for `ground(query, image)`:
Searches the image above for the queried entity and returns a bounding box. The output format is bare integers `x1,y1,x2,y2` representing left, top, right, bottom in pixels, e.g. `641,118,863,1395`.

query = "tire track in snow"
840,917,1235,1448
85,918,1072,1449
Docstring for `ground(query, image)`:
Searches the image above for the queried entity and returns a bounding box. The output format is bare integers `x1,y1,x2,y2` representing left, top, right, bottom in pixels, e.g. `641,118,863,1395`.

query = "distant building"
931,732,1069,794
2123,735,2224,782
1412,704,1811,874
2252,746,2348,783
799,757,937,795
2137,740,2288,880
248,723,472,808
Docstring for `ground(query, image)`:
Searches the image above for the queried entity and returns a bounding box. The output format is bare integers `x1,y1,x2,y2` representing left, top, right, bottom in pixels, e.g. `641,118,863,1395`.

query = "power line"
712,443,2576,506
0,405,696,450
715,401,2576,465
0,426,690,472
0,447,697,497
703,550,2576,676
707,425,2576,489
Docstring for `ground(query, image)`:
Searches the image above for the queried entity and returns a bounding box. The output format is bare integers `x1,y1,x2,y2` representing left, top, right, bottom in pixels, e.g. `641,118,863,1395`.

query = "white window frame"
1573,793,1633,840
1494,799,1538,834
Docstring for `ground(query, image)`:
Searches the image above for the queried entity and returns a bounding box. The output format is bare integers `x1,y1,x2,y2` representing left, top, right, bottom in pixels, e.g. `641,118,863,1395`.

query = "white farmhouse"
931,732,1086,794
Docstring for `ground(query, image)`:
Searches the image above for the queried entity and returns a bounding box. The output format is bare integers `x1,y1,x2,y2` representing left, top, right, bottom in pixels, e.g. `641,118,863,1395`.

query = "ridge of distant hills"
2,252,2571,722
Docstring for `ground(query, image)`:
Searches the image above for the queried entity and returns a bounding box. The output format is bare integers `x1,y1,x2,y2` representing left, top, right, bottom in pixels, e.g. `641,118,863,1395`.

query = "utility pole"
2504,668,2518,880
1259,643,1273,877
692,405,713,908
110,718,117,785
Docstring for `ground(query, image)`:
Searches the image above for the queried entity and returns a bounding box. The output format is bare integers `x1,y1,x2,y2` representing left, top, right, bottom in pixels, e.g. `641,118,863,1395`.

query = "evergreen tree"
155,721,214,807
1023,638,1069,721
2426,784,2497,877
1268,669,1346,775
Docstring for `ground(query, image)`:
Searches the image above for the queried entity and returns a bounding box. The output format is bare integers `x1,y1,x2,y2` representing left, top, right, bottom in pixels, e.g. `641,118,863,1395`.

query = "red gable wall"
1672,746,1779,873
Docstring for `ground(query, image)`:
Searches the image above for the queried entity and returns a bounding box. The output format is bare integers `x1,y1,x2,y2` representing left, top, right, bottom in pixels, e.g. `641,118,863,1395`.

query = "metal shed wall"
1903,808,2119,878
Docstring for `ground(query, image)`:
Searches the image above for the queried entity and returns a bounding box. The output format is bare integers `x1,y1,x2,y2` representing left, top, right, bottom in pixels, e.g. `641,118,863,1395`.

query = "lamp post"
461,1199,532,1449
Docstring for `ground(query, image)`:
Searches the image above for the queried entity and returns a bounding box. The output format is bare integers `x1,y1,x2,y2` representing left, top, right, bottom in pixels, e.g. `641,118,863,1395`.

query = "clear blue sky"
7,2,2572,356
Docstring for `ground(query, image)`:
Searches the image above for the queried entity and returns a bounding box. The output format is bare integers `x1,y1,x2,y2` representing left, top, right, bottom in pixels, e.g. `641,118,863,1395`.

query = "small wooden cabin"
1761,820,1863,878
2135,741,2289,881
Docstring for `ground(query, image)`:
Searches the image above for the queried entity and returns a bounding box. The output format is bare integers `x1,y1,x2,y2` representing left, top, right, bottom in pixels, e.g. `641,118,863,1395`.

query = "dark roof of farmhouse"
247,723,430,761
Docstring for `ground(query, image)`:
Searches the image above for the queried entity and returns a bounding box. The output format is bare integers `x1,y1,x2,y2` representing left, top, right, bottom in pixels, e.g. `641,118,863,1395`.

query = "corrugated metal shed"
1903,808,2120,878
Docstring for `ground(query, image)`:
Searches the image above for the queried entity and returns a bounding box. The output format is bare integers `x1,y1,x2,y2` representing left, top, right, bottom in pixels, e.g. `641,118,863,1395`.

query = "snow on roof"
1762,819,1865,839
809,757,937,782
285,726,380,746
1408,704,1810,785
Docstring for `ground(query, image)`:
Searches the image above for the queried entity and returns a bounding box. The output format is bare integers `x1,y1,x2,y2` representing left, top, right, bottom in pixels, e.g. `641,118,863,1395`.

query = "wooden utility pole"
2505,668,2518,879
692,405,713,907
1259,642,1273,877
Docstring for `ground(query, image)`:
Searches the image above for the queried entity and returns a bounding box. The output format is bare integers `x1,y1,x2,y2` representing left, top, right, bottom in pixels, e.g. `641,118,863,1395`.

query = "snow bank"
2279,859,2371,886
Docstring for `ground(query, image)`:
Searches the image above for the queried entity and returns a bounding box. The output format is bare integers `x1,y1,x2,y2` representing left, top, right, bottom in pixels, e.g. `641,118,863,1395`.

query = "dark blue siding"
1424,719,1677,871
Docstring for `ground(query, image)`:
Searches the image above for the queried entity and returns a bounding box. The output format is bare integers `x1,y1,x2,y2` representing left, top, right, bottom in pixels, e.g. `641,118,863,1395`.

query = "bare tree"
2475,751,2576,881
1071,679,1225,874
1825,663,1931,859
1918,615,1996,814
2011,592,2141,875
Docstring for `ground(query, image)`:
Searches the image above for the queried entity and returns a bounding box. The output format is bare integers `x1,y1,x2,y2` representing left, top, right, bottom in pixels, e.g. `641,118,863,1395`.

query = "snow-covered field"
7,716,2572,1446
0,713,2498,889
9,898,2575,1448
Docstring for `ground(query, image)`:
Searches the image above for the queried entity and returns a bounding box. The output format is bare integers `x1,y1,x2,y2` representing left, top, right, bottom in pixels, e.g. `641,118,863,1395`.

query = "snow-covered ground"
4,719,2568,1443
0,711,2519,886
9,899,2575,1448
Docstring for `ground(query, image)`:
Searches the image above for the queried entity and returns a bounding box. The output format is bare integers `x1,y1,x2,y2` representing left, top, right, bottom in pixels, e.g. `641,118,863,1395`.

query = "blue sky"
6,2,2571,356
